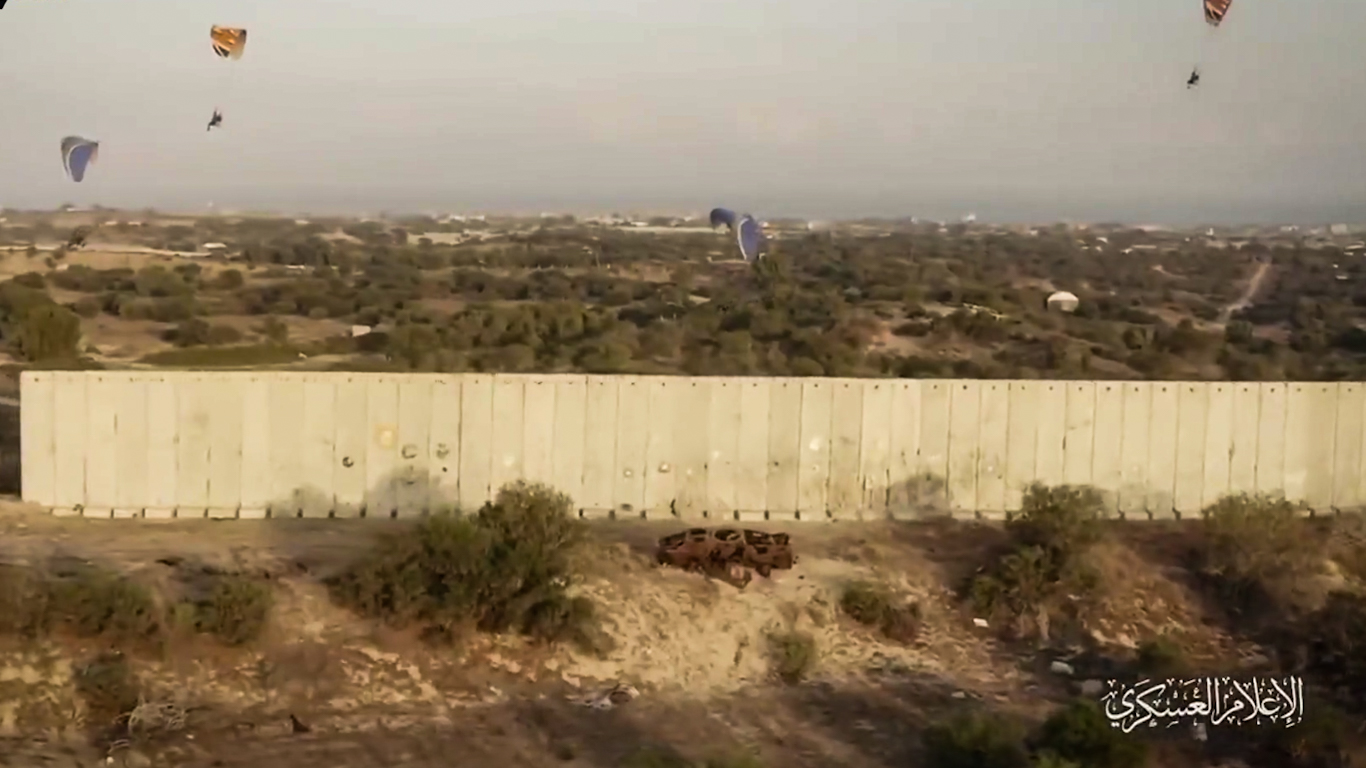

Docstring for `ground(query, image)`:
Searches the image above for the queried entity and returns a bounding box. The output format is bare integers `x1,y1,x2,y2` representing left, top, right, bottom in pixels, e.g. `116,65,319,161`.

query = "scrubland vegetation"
0,211,1364,381
3,477,1366,767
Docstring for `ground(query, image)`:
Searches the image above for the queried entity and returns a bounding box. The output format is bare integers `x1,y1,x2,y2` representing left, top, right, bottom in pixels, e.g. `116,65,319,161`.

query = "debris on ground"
655,527,796,588
568,683,640,710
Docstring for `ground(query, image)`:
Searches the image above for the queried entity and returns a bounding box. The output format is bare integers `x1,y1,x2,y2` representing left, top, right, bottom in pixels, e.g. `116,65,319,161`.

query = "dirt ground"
0,499,1270,768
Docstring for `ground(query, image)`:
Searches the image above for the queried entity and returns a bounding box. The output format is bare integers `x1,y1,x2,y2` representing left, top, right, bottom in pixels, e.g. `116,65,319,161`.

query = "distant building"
350,325,373,338
202,242,228,252
1330,224,1350,236
1046,291,1080,313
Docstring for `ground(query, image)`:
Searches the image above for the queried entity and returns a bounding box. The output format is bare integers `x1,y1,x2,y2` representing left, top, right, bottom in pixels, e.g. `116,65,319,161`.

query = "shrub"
1134,637,1187,677
0,564,53,637
49,570,162,645
1199,493,1318,612
329,481,599,646
1032,699,1147,768
967,484,1104,641
14,304,82,362
840,581,921,643
192,576,273,646
74,651,141,735
766,630,816,685
923,710,1030,768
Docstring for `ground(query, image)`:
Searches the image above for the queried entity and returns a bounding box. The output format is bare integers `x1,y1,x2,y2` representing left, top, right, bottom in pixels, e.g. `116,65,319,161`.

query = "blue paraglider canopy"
709,207,737,231
737,214,766,263
61,136,100,183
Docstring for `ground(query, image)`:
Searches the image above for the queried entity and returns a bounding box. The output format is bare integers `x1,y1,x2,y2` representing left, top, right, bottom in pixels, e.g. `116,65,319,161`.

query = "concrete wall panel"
1255,383,1288,496
1228,383,1261,495
489,376,525,502
1034,383,1066,489
642,377,677,519
298,375,336,517
858,380,893,516
331,377,368,518
673,379,711,520
1146,383,1180,518
1091,382,1124,515
947,380,981,514
113,375,149,514
706,378,743,517
828,379,864,519
364,376,400,516
1005,381,1040,513
267,374,304,516
736,379,771,515
52,372,89,513
1173,383,1209,516
614,378,649,516
522,377,557,488
85,374,118,514
1333,383,1365,511
976,381,1010,515
238,375,271,516
459,374,495,510
20,373,55,508
887,380,922,517
1118,382,1152,517
1201,383,1234,510
427,377,462,513
1305,383,1340,512
919,381,951,493
550,376,586,511
145,376,178,514
1283,383,1313,504
766,379,802,517
580,377,618,514
796,379,834,519
394,376,434,516
175,374,212,516
1063,381,1097,488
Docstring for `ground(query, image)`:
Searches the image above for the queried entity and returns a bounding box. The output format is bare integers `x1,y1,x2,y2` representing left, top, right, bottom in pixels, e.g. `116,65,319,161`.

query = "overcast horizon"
3,0,1364,226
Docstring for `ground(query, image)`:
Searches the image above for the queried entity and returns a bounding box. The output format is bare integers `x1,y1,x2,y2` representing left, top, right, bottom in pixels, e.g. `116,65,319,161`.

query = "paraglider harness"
1186,68,1200,88
207,110,224,131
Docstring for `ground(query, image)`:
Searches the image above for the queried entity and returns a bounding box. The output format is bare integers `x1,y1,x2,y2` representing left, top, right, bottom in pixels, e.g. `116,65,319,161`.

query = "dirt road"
1218,260,1271,324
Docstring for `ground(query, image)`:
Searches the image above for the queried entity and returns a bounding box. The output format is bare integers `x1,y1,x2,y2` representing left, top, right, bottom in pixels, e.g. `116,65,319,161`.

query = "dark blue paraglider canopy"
61,136,100,183
709,207,737,231
737,214,765,263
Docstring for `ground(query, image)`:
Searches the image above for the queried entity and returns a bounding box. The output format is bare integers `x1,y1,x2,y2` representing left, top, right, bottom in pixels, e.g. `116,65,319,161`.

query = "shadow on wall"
261,469,955,522
0,402,18,496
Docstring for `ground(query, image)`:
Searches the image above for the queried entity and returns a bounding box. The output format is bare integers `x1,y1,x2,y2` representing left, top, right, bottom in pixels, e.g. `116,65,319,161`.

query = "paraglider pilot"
1186,68,1200,88
207,110,223,131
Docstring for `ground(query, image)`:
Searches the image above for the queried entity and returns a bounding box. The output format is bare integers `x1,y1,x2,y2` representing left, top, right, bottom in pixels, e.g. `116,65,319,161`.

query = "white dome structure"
1046,291,1080,313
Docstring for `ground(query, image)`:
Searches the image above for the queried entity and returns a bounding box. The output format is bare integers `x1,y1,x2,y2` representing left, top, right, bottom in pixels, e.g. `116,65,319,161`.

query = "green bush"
1134,637,1186,677
967,484,1104,641
73,651,141,733
1032,699,1147,768
49,570,162,645
14,303,82,362
1199,493,1318,612
766,630,817,685
839,581,921,643
192,576,274,646
329,482,601,647
923,710,1030,768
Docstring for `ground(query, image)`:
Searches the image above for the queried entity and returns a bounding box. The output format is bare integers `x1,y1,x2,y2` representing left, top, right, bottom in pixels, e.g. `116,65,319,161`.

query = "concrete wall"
18,371,1364,520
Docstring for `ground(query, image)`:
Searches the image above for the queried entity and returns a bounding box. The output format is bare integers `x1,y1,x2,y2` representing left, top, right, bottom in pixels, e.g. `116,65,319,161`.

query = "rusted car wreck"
655,527,796,588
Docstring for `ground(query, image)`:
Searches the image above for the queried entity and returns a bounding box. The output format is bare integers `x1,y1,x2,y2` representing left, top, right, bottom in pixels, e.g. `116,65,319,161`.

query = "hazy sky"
2,0,1364,223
